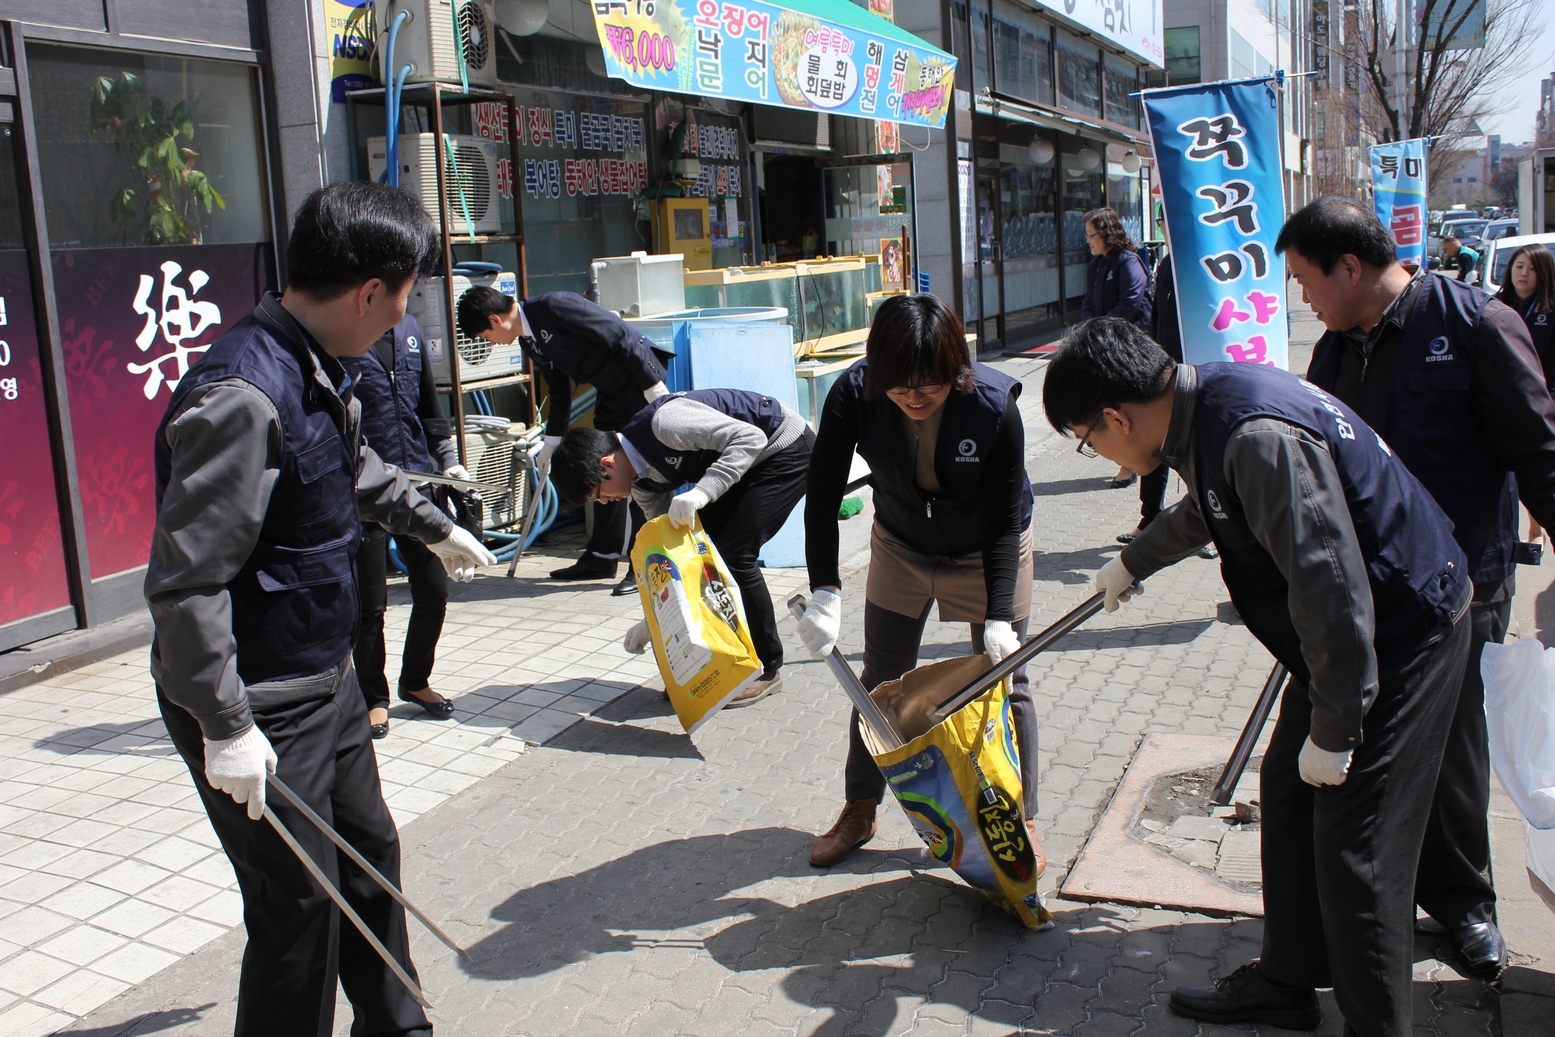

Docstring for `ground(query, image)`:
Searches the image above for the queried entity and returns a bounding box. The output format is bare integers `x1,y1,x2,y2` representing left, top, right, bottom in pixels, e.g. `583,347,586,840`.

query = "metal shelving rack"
344,81,534,464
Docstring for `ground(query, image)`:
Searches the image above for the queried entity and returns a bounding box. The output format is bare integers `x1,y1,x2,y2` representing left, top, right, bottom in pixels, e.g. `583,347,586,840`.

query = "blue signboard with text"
1369,138,1429,270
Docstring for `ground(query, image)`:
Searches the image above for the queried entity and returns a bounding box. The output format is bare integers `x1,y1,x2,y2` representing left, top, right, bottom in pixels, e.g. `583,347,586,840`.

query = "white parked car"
1478,233,1555,296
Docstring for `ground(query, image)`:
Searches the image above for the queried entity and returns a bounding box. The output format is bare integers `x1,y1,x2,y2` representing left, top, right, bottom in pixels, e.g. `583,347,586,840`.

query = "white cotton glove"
623,619,652,654
797,589,843,658
428,525,497,582
983,619,1019,666
1094,556,1142,613
443,464,471,482
534,436,562,482
204,726,278,821
644,381,670,402
1298,737,1353,787
669,487,710,528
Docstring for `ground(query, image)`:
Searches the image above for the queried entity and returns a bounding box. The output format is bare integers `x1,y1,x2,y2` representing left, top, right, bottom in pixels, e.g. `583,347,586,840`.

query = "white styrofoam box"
594,251,686,317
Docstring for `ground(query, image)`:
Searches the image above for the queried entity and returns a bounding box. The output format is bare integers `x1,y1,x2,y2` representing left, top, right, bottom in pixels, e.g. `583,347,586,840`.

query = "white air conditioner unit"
374,0,499,88
407,270,521,386
460,421,531,529
368,133,504,235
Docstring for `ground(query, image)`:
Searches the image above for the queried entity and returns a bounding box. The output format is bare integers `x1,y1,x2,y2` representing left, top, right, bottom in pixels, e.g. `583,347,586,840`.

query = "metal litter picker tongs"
788,590,1109,741
262,774,473,1009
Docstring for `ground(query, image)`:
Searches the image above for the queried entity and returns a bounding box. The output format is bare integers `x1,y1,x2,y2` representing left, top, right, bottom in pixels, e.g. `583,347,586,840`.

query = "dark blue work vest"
1194,363,1466,680
621,388,788,488
846,359,1035,559
154,302,363,685
1308,274,1517,586
343,315,435,473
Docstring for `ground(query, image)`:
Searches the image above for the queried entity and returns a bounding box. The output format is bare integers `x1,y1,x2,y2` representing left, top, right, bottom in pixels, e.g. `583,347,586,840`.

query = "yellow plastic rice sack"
860,655,1052,930
632,515,762,733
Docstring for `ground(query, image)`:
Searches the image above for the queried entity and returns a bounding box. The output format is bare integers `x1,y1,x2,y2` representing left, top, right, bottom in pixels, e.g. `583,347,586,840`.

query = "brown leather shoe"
810,800,878,867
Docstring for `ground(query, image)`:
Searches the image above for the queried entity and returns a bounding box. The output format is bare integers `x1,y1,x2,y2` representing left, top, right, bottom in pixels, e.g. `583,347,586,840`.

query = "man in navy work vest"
1280,197,1555,979
144,182,495,1037
548,388,814,706
457,286,674,597
344,313,466,737
1043,318,1471,1037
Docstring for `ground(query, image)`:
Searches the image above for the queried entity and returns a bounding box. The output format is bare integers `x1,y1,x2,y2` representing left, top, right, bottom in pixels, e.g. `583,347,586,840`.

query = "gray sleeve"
1224,419,1377,751
650,398,768,501
430,436,461,474
356,445,455,543
1120,477,1213,578
143,381,281,741
632,484,673,520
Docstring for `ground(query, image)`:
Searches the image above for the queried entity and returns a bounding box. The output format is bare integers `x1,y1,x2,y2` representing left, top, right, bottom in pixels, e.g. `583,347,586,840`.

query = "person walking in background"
1441,236,1480,282
343,313,462,739
458,287,673,597
1282,197,1555,981
796,295,1040,870
1495,244,1555,540
1081,205,1152,489
549,388,814,707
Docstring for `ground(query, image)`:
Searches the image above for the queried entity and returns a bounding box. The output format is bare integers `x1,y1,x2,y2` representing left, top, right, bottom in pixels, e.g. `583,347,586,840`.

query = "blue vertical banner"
1142,76,1289,368
1369,138,1429,269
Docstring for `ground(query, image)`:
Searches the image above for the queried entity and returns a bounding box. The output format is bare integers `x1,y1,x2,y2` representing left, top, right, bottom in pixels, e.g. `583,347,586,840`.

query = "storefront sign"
0,251,72,627
327,0,376,104
54,243,274,579
1030,0,1163,68
589,0,956,128
1369,138,1429,270
1143,76,1288,368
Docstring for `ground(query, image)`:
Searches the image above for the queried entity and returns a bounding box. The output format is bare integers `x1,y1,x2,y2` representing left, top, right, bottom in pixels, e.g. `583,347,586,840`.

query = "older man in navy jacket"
458,287,672,595
1281,196,1555,980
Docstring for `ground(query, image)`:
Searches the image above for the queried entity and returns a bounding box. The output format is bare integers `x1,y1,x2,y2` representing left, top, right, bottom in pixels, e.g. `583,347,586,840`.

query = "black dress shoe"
370,721,390,740
549,558,617,581
1170,963,1321,1030
612,570,639,597
1116,532,1138,544
1450,921,1505,979
398,688,456,719
1198,545,1219,559
1107,473,1138,489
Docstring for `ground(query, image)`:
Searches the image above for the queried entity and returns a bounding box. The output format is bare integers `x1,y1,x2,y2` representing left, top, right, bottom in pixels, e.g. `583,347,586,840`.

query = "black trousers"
1139,463,1170,528
1259,611,1470,1037
843,600,1038,817
1415,583,1511,928
582,496,646,566
158,659,429,1037
355,527,449,710
697,431,814,674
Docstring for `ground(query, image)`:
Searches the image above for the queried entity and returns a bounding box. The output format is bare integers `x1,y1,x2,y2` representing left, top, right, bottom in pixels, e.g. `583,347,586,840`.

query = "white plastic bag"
1528,823,1555,898
1480,638,1555,829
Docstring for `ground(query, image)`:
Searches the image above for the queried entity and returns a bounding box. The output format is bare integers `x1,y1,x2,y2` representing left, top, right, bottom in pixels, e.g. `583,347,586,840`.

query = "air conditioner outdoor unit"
374,0,498,89
407,269,521,386
368,134,504,235
460,420,531,529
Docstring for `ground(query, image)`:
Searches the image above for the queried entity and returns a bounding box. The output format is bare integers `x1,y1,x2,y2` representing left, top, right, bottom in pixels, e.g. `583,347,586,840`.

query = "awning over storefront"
977,90,1150,149
589,0,956,128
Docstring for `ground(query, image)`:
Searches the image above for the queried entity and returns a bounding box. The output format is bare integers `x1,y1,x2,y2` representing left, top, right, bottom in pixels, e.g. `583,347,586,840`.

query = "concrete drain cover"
1059,733,1265,917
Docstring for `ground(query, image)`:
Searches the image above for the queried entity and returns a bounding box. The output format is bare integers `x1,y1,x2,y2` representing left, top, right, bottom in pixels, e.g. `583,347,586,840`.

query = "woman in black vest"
1081,206,1151,488
1496,243,1555,540
797,295,1040,869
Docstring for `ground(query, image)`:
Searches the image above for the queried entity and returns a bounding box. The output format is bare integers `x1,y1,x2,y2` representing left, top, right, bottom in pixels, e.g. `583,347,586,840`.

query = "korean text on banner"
1369,138,1429,270
1143,76,1289,368
589,0,956,129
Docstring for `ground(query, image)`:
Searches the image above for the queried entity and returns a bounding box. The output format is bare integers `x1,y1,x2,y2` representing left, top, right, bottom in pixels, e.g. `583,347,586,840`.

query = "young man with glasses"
547,388,814,707
1045,316,1471,1037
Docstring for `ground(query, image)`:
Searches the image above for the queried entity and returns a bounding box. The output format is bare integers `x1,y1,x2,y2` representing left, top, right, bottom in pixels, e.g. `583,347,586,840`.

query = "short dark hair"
1441,235,1461,248
285,182,438,299
550,427,620,506
1083,206,1135,256
1497,244,1555,315
1041,317,1175,434
457,286,518,339
1274,196,1397,274
864,294,975,399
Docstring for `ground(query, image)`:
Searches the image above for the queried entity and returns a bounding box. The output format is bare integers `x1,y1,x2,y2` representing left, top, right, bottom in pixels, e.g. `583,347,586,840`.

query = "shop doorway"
975,172,1004,349
759,154,824,263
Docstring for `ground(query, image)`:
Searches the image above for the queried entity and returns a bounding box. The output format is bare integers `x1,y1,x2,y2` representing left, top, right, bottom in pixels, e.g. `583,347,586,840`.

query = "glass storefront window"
970,1,991,99
998,141,1059,339
1108,164,1143,243
1062,165,1105,313
1103,56,1140,128
992,2,1052,106
27,44,275,582
28,46,269,248
1056,32,1101,117
1164,26,1201,85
